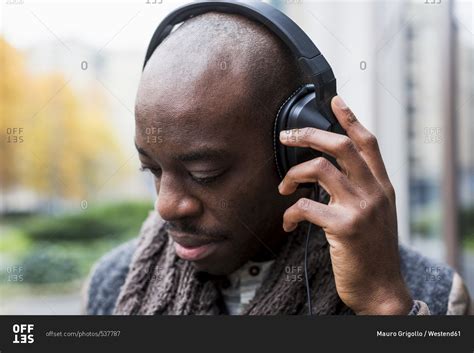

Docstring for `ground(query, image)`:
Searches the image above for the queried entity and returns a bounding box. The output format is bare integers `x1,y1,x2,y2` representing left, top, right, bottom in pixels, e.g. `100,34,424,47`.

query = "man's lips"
168,230,223,261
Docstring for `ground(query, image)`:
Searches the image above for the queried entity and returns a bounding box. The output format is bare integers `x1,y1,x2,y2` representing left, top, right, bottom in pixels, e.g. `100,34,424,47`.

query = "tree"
1,37,125,206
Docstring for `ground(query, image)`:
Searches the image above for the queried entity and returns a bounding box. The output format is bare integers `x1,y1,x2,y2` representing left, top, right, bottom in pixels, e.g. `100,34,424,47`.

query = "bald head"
137,11,305,136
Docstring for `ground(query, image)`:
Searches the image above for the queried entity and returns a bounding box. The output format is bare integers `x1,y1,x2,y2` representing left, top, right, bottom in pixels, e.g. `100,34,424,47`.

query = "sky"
1,0,471,52
1,0,188,51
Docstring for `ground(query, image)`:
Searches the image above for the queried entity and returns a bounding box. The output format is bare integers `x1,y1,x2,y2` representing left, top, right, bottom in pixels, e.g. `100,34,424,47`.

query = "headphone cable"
304,185,319,315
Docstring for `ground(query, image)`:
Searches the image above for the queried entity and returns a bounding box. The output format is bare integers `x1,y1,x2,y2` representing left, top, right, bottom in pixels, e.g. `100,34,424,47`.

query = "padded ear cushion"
273,85,314,180
273,84,342,185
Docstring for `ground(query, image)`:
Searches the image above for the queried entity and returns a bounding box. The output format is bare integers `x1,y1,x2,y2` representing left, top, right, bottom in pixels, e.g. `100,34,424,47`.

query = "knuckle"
297,198,311,212
343,109,358,125
368,191,392,215
312,156,330,172
363,132,379,150
337,136,356,155
364,199,379,216
385,184,396,201
301,127,315,138
285,167,297,182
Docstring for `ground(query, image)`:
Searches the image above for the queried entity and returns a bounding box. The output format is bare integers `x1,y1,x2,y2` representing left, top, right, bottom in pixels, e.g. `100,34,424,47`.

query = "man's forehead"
134,85,252,162
135,87,253,149
135,138,232,163
135,111,242,149
135,84,250,130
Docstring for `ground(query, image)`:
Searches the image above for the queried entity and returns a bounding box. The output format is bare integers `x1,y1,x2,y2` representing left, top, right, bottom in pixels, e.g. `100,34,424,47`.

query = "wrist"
356,283,413,315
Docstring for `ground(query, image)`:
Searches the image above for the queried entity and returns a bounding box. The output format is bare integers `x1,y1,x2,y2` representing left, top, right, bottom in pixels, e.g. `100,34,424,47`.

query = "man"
82,11,471,315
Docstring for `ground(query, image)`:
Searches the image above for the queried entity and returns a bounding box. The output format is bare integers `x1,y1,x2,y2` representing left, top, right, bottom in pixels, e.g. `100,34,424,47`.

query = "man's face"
134,47,304,276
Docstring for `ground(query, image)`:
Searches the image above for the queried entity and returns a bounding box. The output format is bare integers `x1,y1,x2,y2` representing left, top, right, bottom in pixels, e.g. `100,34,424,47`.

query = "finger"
279,128,375,189
331,96,391,187
282,197,338,232
278,156,354,201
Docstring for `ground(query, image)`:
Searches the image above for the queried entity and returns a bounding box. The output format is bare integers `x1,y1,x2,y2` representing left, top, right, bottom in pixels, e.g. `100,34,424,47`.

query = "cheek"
226,181,280,229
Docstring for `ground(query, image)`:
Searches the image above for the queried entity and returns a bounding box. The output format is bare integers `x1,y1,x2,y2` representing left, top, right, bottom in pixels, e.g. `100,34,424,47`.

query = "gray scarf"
113,211,353,315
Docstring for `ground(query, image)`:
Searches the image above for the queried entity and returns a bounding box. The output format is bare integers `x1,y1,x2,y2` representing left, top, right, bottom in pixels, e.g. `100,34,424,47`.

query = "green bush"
460,206,474,250
16,248,81,284
21,200,152,242
0,200,153,285
460,207,474,237
0,228,31,255
411,211,440,238
412,206,474,249
0,239,131,284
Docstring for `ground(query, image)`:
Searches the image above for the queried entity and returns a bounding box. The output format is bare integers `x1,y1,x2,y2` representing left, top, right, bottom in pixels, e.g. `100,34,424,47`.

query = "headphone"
142,0,346,315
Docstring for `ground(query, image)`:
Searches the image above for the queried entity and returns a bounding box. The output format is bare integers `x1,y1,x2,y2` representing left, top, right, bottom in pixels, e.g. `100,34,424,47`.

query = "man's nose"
154,177,202,221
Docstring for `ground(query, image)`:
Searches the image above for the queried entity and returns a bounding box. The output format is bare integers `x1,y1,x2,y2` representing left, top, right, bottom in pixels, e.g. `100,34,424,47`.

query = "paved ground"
0,292,82,315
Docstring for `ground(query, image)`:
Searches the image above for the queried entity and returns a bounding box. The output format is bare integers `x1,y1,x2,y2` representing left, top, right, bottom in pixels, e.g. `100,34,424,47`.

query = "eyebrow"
135,142,152,158
135,141,228,163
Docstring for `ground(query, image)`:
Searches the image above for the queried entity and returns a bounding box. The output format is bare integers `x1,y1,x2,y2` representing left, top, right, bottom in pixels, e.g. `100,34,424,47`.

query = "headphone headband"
143,0,336,100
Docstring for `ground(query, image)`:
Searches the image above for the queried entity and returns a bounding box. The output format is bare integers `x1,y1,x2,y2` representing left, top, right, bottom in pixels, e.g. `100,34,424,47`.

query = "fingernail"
334,96,348,109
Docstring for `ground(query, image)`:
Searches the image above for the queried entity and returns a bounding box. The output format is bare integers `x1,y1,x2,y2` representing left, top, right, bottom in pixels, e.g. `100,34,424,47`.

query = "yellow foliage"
0,37,29,187
1,37,124,200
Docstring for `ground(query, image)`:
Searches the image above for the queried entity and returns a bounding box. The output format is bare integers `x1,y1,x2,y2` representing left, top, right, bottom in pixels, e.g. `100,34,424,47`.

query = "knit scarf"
113,210,354,315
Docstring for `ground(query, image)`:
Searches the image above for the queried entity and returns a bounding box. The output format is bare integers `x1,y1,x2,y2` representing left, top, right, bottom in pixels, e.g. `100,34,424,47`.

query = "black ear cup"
273,84,345,186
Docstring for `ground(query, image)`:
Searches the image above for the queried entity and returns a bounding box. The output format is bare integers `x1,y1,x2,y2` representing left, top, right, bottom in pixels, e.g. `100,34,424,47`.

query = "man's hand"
278,96,413,315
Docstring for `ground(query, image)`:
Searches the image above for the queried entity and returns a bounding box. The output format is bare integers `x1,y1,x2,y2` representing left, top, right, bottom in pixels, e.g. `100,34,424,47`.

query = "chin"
191,257,246,277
